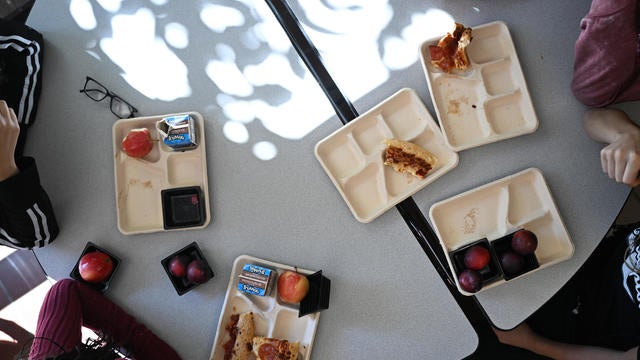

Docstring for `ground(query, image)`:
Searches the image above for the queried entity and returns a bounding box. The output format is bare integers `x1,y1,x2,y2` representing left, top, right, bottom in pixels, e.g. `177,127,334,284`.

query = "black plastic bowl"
450,238,502,288
69,242,120,293
160,242,214,295
161,186,206,229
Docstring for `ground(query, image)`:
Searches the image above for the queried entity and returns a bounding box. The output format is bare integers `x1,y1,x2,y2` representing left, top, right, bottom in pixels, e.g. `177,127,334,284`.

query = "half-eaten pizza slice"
429,22,473,73
252,336,300,360
383,138,438,180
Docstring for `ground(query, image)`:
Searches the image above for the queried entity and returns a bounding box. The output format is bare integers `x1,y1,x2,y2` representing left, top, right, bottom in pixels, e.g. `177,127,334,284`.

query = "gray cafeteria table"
24,0,631,359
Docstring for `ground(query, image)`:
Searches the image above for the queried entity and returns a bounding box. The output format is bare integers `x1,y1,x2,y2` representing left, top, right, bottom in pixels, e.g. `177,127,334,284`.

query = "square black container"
161,186,206,230
298,270,331,317
450,238,502,287
69,242,120,293
160,242,214,295
491,232,539,280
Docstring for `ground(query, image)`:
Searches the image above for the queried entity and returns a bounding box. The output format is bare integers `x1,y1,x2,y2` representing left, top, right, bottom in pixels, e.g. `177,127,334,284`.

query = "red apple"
511,229,538,255
78,251,113,283
186,259,212,284
277,271,310,303
122,128,153,158
168,254,191,278
463,245,491,270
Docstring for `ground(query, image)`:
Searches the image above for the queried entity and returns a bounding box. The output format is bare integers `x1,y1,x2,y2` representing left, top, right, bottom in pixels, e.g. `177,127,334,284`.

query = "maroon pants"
28,279,181,360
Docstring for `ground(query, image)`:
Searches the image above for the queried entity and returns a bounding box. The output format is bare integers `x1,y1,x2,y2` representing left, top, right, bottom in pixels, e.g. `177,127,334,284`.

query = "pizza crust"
222,312,255,360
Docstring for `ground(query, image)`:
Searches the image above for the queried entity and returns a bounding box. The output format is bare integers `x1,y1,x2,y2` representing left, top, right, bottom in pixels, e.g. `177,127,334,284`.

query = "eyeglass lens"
83,78,108,102
110,96,134,119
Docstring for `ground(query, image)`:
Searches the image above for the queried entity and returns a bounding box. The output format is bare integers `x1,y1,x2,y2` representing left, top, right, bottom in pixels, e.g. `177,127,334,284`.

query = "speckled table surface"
25,0,630,359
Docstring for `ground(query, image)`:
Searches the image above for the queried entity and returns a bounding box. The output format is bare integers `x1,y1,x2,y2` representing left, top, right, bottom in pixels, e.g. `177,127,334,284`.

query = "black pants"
526,222,640,347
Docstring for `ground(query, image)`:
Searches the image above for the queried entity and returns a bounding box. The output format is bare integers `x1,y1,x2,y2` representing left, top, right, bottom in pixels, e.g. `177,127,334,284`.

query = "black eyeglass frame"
79,76,138,119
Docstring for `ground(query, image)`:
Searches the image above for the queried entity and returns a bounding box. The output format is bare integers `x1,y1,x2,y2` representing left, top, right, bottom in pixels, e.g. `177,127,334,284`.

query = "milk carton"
156,114,198,150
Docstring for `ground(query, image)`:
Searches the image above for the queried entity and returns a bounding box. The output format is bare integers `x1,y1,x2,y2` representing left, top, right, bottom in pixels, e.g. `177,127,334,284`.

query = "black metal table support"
264,0,506,357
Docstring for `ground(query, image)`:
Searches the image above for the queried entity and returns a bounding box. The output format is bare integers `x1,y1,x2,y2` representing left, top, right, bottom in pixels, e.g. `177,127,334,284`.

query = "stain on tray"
464,207,479,234
128,178,153,188
447,96,470,115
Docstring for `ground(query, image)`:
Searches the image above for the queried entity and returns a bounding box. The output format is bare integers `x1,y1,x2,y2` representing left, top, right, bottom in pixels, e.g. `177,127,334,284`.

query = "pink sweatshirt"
572,0,640,107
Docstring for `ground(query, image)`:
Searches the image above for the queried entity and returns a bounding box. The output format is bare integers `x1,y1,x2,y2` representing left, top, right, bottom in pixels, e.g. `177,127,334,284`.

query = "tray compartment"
343,163,387,217
271,308,314,344
466,23,511,64
507,170,546,226
315,134,365,180
381,91,428,140
481,59,517,96
520,213,573,265
253,310,272,338
166,153,204,186
484,91,536,135
383,158,421,198
433,76,488,148
351,115,391,156
410,129,458,173
117,162,164,233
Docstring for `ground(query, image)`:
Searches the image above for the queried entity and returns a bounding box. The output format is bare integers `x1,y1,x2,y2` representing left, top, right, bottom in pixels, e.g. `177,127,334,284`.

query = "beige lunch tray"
315,88,459,223
429,168,574,295
420,21,539,151
209,255,320,360
112,112,210,235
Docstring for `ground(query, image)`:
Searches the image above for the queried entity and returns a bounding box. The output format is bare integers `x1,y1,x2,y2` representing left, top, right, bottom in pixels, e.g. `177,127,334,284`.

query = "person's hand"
0,100,20,181
600,131,640,187
583,108,640,188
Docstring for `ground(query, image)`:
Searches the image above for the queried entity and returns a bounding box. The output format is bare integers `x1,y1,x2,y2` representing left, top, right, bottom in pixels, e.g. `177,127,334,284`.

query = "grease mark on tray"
447,96,470,115
464,207,479,234
128,178,153,188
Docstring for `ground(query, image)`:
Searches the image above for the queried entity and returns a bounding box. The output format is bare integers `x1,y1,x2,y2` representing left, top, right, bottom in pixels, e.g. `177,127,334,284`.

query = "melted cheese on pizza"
252,336,299,360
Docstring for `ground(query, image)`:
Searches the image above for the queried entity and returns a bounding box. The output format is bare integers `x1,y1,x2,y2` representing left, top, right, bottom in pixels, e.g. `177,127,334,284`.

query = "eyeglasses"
79,76,138,118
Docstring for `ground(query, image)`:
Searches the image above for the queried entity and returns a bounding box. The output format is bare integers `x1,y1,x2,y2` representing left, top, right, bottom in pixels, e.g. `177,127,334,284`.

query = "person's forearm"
583,108,640,144
524,333,636,360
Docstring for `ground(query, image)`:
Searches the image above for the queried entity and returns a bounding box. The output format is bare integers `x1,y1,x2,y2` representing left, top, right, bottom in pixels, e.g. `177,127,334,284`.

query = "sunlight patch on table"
99,8,191,101
164,22,189,49
200,4,245,33
253,141,277,161
69,0,97,31
223,121,250,144
382,9,454,70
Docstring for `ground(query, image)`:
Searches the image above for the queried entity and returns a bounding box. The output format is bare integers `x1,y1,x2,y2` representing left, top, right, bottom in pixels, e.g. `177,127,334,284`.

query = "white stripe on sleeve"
26,207,43,247
33,204,50,246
